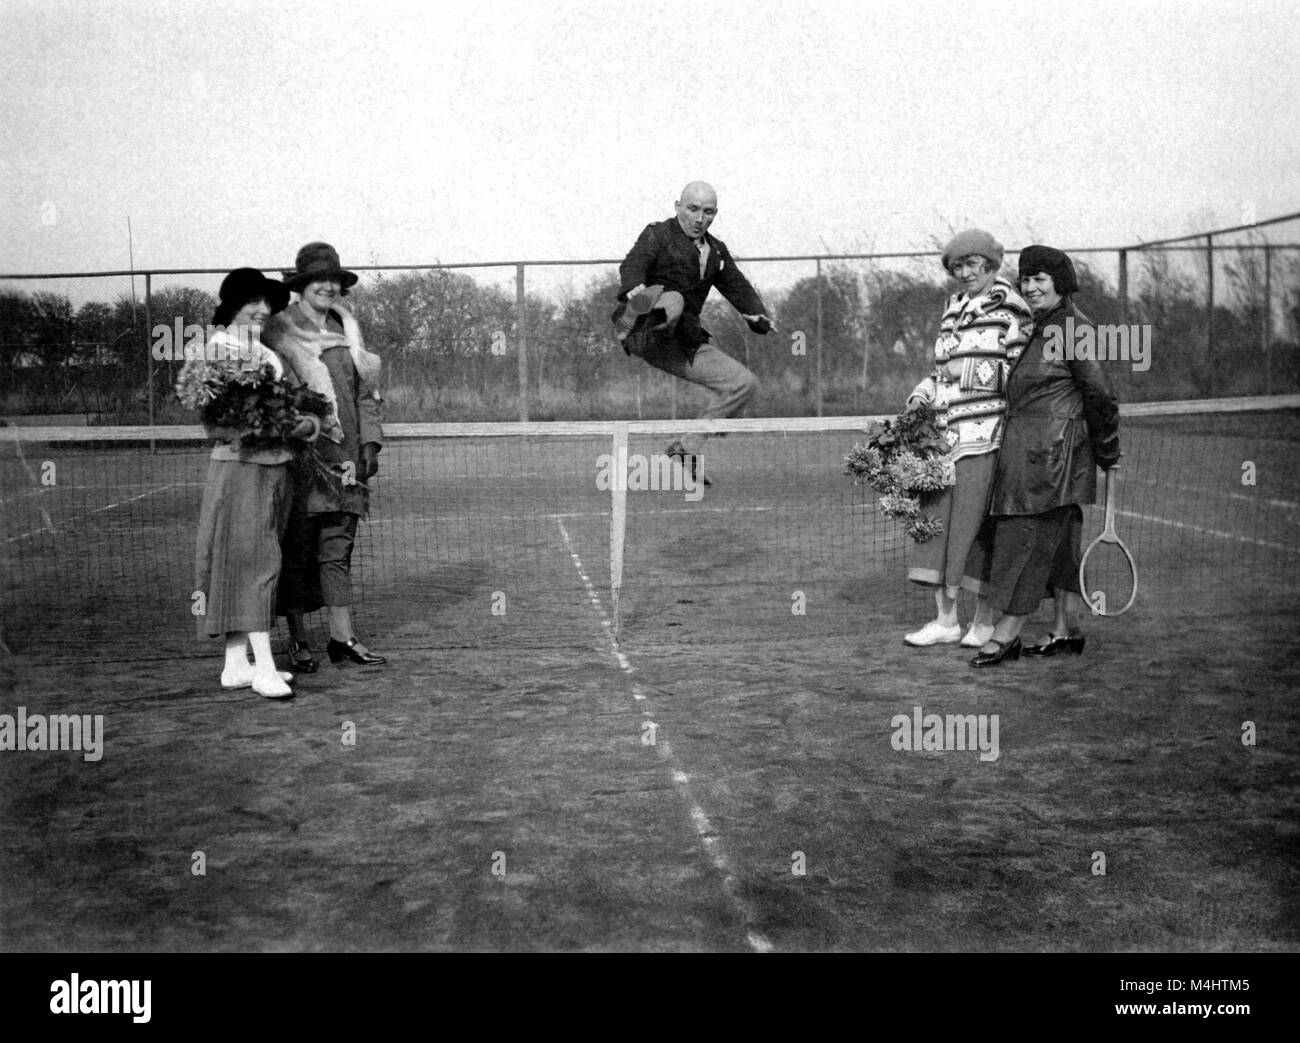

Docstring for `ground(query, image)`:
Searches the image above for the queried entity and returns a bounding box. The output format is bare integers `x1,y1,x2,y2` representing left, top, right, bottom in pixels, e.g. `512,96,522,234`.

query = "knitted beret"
941,229,1004,273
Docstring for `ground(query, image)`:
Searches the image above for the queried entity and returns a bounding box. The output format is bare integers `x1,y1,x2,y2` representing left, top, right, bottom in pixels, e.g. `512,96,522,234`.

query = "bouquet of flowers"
844,402,956,542
176,358,348,494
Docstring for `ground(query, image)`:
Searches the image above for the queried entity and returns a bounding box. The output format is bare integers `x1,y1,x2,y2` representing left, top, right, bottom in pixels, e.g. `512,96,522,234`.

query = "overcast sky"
2,0,1297,279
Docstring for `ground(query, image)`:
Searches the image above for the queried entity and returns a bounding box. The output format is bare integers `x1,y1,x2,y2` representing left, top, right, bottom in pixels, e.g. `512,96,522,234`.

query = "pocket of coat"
1026,441,1063,465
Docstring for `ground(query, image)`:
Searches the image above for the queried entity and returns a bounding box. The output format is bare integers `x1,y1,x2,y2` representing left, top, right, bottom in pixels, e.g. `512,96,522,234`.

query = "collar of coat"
950,274,1017,321
1033,296,1092,332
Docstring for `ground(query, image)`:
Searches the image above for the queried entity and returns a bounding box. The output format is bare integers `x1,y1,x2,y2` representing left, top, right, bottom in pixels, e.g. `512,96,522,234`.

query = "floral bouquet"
844,402,956,542
176,358,349,493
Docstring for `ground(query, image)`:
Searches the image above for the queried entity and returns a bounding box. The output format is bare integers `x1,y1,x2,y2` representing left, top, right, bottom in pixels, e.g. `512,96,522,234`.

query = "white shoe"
961,623,995,648
250,670,294,699
904,621,962,646
222,667,295,690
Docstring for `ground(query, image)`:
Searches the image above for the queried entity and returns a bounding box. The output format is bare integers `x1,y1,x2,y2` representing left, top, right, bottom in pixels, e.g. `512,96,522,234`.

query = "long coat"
261,304,383,517
988,299,1120,516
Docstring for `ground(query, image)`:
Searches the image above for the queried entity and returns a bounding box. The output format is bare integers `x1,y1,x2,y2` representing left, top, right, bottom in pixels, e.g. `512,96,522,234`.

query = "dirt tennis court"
1,416,1298,950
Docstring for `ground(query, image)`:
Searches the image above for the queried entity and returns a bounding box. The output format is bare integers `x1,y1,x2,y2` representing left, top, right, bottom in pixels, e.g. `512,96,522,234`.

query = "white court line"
0,486,54,505
1117,509,1300,554
555,518,773,954
7,482,178,542
1145,483,1298,510
6,436,54,540
91,484,177,514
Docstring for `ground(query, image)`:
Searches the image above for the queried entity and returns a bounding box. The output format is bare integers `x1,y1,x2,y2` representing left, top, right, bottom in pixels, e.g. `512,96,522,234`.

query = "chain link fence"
4,213,1299,425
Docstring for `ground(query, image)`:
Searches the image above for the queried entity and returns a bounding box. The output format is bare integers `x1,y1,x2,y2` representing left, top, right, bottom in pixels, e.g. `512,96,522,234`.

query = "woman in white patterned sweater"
903,230,1033,648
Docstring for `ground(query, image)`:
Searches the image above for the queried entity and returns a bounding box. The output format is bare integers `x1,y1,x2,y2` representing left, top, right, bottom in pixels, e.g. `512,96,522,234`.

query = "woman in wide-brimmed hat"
967,245,1120,666
187,268,319,698
901,229,1035,650
263,242,387,671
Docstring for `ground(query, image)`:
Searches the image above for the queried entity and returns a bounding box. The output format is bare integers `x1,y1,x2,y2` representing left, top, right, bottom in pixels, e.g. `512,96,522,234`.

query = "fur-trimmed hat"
941,229,1004,273
283,241,358,292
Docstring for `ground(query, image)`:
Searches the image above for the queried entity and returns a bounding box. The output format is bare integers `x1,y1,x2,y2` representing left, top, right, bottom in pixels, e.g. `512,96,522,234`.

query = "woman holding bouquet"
902,230,1033,648
183,268,320,698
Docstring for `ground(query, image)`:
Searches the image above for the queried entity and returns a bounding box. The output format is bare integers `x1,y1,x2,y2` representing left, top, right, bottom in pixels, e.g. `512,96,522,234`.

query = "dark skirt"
194,460,293,637
974,505,1083,616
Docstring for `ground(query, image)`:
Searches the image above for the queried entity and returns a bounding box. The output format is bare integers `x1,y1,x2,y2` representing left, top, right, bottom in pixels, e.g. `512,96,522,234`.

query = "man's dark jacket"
616,217,769,358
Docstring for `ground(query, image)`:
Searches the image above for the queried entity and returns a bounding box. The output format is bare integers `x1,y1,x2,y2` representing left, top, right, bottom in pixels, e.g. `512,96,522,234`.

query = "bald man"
614,182,775,480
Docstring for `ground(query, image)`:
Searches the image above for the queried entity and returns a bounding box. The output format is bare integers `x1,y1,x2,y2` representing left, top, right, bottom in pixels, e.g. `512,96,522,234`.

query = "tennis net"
2,397,1297,662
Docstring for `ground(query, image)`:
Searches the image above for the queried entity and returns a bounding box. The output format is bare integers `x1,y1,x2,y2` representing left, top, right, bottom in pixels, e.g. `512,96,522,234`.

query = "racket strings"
1081,539,1137,616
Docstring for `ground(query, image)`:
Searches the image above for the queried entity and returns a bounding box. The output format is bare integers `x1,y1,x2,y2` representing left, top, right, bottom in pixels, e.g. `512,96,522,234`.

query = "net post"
515,263,528,421
610,422,628,638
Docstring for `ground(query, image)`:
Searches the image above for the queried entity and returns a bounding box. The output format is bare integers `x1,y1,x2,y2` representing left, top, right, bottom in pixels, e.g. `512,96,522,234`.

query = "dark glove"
1094,436,1121,471
360,442,380,481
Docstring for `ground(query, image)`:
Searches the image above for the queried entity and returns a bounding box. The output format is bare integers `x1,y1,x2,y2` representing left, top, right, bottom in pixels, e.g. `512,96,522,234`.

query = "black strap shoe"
1023,631,1086,657
327,638,387,666
971,636,1021,667
289,641,317,674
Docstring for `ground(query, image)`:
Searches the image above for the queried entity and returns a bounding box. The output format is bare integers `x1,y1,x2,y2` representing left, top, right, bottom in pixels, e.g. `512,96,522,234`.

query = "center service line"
555,518,773,954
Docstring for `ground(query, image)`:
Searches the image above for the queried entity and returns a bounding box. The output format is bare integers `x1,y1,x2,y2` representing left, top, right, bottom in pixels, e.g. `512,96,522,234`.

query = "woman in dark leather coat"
969,245,1121,666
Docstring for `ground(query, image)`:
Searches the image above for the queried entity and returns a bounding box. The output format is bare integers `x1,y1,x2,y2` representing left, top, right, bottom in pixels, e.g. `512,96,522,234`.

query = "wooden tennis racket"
1079,467,1138,616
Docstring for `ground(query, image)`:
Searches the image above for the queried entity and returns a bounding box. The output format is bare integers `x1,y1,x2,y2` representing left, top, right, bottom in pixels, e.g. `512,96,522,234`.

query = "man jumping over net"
613,181,776,484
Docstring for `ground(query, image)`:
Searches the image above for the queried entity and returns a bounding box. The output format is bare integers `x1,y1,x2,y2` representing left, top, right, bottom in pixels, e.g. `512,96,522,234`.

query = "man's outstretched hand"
742,314,776,334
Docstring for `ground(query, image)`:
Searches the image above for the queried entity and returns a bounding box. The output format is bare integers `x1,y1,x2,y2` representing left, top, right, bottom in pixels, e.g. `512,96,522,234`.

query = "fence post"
1263,244,1273,388
861,330,869,410
515,263,528,421
144,272,155,452
1117,249,1128,325
1205,235,1214,396
815,257,824,417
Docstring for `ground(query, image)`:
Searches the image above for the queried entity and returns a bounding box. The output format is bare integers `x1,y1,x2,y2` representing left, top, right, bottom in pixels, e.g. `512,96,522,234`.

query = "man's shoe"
667,441,712,489
689,453,713,488
904,621,962,646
